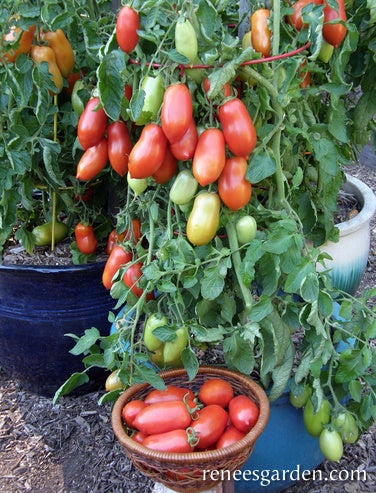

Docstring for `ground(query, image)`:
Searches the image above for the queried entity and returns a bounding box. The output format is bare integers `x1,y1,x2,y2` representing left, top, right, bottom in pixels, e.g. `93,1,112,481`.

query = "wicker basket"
111,366,270,493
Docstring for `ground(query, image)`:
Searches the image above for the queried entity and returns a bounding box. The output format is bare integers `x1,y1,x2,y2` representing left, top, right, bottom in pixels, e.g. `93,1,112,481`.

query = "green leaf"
349,380,363,403
201,265,225,300
132,365,166,390
250,296,274,323
52,371,89,404
181,347,199,381
284,258,315,294
247,152,276,183
223,332,255,375
68,327,101,355
98,49,126,121
300,272,319,303
269,341,295,402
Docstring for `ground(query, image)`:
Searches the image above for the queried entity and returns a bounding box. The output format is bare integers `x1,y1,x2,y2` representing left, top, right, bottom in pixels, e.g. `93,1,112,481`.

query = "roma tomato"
191,404,228,450
143,313,167,352
216,426,246,449
319,428,343,462
116,6,140,53
144,385,195,405
203,78,232,99
161,83,193,144
135,75,164,126
192,128,226,186
132,431,146,444
228,395,260,433
105,369,122,392
123,218,142,244
152,146,178,184
133,400,192,435
251,9,271,57
121,399,146,427
77,97,107,150
40,29,75,78
76,138,108,181
198,378,234,408
106,228,127,255
218,157,252,211
102,245,132,290
186,192,220,246
127,173,148,196
169,169,198,206
128,123,167,179
142,429,195,453
288,0,324,31
74,222,98,255
289,384,312,409
2,22,35,63
175,17,198,63
170,120,198,161
32,221,68,246
218,98,257,158
322,0,347,48
303,398,331,436
30,45,63,95
163,326,188,367
236,215,257,245
122,261,153,300
107,121,132,177
333,411,359,444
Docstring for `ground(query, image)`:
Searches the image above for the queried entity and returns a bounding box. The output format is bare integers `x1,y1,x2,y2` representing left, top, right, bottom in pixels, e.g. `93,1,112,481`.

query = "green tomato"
135,75,164,126
163,326,188,366
289,384,312,409
333,412,359,444
32,221,69,246
318,40,334,63
175,17,198,63
235,215,257,245
143,314,168,352
303,398,331,437
127,172,148,196
319,429,343,462
169,169,198,205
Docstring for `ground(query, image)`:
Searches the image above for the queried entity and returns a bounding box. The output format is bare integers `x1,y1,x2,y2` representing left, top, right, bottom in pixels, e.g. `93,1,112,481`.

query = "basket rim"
111,366,270,464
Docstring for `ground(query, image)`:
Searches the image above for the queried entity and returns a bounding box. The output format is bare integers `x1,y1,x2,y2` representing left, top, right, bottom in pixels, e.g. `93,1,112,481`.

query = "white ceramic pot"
318,174,376,294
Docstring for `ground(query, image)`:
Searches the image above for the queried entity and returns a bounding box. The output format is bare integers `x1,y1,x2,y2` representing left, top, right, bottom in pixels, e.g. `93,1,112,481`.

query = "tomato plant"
152,146,178,184
333,411,359,444
170,120,198,161
105,369,122,392
169,169,198,205
288,0,323,31
122,261,153,300
32,221,68,246
235,215,257,245
144,385,195,405
2,22,35,63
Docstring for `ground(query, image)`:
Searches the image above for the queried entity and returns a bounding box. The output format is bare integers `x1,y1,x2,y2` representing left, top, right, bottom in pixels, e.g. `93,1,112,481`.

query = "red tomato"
106,228,127,255
218,157,252,211
132,431,146,444
102,245,132,290
107,121,132,177
122,261,154,300
128,123,167,179
123,218,142,244
218,98,257,158
152,146,178,184
251,9,271,57
203,78,232,98
124,84,133,101
190,404,228,450
300,60,311,88
74,223,98,255
144,385,195,405
288,0,323,31
192,128,226,186
322,0,347,48
142,429,195,453
121,399,146,427
77,97,107,150
76,138,108,181
161,83,193,144
133,401,192,435
116,6,140,53
228,395,260,433
216,426,246,449
198,378,234,408
170,120,198,161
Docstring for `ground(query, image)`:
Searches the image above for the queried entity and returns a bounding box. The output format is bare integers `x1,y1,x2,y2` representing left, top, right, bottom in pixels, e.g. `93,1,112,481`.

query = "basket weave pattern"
111,366,270,493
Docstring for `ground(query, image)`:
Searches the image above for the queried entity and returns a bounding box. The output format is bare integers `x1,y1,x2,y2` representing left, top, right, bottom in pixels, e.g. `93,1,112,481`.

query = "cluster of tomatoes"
121,378,260,453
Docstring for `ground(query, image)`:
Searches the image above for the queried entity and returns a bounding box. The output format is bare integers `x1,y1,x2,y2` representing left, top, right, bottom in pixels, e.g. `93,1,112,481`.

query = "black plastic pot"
0,262,115,396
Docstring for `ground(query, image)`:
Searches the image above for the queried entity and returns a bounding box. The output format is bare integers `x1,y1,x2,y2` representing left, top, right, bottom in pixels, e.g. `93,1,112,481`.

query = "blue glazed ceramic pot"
0,262,115,396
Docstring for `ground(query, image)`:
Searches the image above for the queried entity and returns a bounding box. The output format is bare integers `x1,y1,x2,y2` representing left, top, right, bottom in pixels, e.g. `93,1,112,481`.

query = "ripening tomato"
216,426,246,449
218,157,252,211
190,404,228,450
144,385,195,405
107,121,132,177
170,120,198,161
122,261,153,300
186,192,220,246
228,395,260,433
123,218,142,244
198,378,234,408
121,399,146,427
116,6,140,53
74,222,98,255
102,245,132,290
203,78,232,99
161,83,193,144
322,0,347,48
76,138,108,181
77,98,107,150
218,98,257,158
142,429,195,453
133,400,192,435
251,9,271,57
152,146,178,184
192,128,226,186
169,169,198,205
2,22,36,63
288,0,324,31
128,123,167,179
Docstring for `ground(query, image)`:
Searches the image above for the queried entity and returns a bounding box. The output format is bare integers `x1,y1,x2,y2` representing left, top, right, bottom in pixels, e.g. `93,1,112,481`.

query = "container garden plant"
50,0,376,490
0,0,128,395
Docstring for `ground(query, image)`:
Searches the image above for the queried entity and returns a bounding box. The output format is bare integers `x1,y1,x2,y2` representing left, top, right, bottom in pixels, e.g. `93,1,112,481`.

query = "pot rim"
337,173,376,236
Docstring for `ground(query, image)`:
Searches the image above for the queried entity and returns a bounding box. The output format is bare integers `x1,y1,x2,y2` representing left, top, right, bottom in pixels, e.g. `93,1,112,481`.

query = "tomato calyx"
185,426,200,448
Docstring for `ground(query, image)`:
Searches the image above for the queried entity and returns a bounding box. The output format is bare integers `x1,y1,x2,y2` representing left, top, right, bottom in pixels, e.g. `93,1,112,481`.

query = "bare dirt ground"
0,162,375,493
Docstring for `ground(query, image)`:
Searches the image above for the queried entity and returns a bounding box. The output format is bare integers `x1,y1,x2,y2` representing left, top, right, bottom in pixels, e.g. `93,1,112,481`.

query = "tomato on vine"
192,128,226,186
251,8,271,57
107,121,132,177
128,123,167,179
322,0,347,48
116,6,140,53
161,83,193,144
76,138,108,181
77,98,107,150
74,223,98,255
218,157,252,211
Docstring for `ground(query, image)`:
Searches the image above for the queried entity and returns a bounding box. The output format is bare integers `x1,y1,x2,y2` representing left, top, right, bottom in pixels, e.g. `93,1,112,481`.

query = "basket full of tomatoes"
111,366,270,493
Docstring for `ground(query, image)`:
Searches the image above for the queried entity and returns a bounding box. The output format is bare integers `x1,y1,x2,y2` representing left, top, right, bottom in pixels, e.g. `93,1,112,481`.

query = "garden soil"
0,162,375,493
